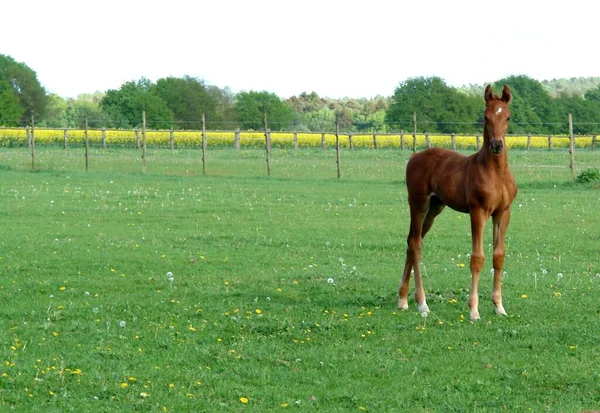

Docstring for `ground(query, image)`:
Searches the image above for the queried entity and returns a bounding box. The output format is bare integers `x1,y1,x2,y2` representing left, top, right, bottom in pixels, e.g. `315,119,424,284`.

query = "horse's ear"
484,84,494,103
502,85,512,104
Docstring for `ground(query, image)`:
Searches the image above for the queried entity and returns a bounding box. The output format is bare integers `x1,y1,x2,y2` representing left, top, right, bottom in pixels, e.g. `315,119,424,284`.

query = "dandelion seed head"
542,269,547,275
119,321,126,327
168,277,174,283
421,312,428,318
327,278,334,284
557,273,563,280
166,271,173,278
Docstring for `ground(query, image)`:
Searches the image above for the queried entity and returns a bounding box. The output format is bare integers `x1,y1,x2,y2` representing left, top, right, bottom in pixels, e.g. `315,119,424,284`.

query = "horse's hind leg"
399,195,435,312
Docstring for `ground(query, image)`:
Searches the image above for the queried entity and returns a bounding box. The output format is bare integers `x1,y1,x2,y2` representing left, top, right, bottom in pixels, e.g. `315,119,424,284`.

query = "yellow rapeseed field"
0,128,595,149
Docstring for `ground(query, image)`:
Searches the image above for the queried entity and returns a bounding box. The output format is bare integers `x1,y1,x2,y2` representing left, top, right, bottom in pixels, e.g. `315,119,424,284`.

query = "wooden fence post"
348,132,354,150
412,112,417,152
476,134,480,149
321,132,326,150
26,126,31,150
84,118,89,172
372,133,378,150
527,133,531,150
425,132,430,148
170,128,175,150
592,135,597,150
142,112,147,173
264,112,271,177
400,130,405,150
293,131,298,150
202,113,207,175
102,127,107,149
548,135,552,150
30,116,35,170
569,113,575,183
451,133,456,151
234,128,241,150
63,128,68,149
335,119,341,178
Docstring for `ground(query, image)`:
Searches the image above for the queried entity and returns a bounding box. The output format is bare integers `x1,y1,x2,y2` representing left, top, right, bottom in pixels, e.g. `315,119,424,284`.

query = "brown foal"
398,84,517,321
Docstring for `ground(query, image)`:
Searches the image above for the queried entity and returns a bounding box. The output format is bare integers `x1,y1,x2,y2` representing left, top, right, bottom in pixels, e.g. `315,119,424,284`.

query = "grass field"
1,147,599,412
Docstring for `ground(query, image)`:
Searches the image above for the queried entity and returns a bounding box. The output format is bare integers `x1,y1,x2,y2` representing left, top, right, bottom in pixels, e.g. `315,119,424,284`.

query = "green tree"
0,80,24,126
0,54,49,125
207,85,236,128
42,94,69,127
235,91,293,130
100,78,173,128
385,77,481,133
154,76,219,129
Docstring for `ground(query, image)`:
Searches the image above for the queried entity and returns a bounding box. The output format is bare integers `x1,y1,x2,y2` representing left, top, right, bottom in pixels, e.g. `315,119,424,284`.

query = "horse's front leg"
491,209,511,316
469,209,487,321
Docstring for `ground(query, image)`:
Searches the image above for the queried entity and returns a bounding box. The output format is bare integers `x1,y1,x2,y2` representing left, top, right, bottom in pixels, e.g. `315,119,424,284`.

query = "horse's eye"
507,117,511,122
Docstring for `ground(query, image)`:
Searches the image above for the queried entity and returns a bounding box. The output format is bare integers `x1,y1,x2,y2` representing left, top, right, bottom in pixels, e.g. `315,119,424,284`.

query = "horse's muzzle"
490,140,504,154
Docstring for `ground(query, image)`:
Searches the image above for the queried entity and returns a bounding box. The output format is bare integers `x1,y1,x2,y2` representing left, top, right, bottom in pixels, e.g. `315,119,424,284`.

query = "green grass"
1,147,599,412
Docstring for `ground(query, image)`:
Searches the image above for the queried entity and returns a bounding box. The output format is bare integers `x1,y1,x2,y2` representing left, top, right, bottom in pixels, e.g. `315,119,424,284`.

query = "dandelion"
140,392,148,399
557,273,563,280
240,397,249,404
521,294,527,299
421,312,428,318
327,278,334,284
168,277,174,283
542,269,547,275
119,321,126,328
120,382,128,389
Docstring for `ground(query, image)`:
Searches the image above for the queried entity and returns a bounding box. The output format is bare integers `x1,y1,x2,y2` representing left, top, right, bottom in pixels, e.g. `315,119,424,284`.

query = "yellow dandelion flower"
240,397,249,404
521,294,527,299
120,382,128,389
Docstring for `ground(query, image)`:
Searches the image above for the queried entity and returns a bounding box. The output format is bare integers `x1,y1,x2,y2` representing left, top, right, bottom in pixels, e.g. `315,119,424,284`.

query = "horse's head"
483,84,512,155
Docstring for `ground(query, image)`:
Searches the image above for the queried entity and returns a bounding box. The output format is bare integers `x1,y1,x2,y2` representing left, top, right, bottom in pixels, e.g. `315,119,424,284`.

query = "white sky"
2,0,597,99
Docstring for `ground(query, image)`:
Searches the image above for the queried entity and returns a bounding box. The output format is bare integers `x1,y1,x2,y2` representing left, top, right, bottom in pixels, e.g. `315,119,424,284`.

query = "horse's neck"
477,145,511,173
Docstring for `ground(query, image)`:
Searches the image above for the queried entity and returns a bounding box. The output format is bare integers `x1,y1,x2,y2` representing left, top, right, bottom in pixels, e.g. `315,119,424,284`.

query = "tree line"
2,53,600,135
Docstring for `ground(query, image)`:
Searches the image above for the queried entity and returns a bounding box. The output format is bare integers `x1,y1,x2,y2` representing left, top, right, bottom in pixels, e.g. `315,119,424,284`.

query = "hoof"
469,310,481,321
417,302,430,314
397,297,409,310
495,305,507,316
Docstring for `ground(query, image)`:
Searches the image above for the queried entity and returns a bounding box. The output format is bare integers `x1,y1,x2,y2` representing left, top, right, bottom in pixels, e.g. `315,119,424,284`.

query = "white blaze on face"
496,107,503,115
